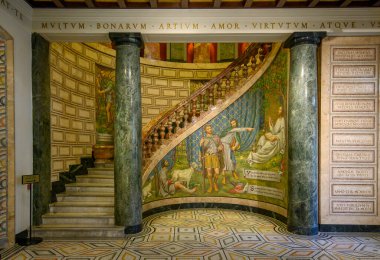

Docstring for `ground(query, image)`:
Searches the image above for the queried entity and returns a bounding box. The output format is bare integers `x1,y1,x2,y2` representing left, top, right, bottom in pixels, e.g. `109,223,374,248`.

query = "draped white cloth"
247,117,285,164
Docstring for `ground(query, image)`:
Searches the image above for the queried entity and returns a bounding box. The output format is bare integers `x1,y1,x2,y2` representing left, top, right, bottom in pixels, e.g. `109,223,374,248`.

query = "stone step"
65,183,114,193
87,168,114,176
33,226,125,238
42,213,115,225
56,192,114,202
76,175,114,184
49,201,114,213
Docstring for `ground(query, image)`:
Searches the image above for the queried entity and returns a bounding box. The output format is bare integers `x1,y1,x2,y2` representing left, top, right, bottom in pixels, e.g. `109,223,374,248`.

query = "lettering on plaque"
332,65,376,78
332,167,375,180
331,201,375,214
332,48,376,62
246,185,284,200
332,99,375,112
331,184,375,197
332,116,375,129
332,150,375,163
332,133,375,146
332,82,376,96
243,169,281,182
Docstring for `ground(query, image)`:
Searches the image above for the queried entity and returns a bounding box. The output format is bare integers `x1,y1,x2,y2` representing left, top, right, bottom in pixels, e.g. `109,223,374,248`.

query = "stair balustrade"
142,43,275,171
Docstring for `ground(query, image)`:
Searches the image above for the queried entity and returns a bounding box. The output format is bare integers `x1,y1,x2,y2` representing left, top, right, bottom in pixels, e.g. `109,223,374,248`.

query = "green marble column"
109,33,143,234
284,32,325,235
32,33,51,225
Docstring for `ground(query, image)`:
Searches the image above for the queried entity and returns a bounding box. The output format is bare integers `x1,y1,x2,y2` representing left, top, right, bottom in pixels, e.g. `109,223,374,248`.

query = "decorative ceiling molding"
52,0,64,8
84,0,95,8
308,0,320,8
117,0,126,8
24,0,380,8
181,0,188,8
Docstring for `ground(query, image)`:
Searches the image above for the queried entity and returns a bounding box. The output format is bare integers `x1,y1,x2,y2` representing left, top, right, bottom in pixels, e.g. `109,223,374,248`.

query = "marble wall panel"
0,36,7,247
0,32,15,247
321,36,380,225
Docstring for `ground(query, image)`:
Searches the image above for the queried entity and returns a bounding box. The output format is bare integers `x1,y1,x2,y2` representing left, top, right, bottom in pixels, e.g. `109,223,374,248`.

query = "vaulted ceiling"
23,0,380,9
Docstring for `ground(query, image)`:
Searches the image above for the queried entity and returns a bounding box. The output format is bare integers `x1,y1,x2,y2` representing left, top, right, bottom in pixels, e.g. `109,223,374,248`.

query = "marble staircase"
33,167,125,238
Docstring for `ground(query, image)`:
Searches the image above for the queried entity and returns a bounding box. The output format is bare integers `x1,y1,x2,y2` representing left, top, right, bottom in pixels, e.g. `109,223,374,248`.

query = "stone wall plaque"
332,65,376,78
332,133,375,146
332,116,376,129
332,82,376,96
321,37,380,225
332,99,375,112
332,167,375,180
332,48,376,62
331,184,375,197
332,150,375,163
331,200,375,214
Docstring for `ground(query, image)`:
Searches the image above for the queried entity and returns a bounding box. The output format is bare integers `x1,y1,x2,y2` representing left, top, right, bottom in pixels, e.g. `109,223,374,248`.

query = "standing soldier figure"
200,125,223,193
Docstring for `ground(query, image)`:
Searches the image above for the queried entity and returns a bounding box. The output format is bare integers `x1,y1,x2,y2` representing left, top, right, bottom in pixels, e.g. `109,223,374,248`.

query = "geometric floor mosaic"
2,208,380,259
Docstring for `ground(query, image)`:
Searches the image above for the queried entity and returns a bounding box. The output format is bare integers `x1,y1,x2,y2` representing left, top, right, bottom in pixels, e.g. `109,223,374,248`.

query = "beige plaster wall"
50,43,98,180
50,42,229,180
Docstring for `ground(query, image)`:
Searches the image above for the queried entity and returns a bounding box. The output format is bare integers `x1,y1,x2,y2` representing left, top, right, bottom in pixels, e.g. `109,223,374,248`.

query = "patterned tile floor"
2,208,380,259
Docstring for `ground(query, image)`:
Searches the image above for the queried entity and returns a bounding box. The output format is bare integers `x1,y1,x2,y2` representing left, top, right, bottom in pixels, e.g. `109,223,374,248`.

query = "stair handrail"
142,42,273,168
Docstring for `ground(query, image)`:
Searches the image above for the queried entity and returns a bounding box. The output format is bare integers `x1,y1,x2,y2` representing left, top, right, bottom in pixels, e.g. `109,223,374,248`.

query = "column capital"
284,32,326,49
109,32,143,48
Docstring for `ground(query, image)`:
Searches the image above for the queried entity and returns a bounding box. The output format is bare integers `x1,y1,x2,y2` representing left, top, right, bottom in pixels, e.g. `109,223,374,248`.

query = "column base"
287,225,318,236
124,224,143,234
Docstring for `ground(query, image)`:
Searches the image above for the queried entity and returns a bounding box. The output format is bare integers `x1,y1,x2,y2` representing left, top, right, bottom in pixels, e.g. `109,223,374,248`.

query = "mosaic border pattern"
2,209,380,259
0,37,7,246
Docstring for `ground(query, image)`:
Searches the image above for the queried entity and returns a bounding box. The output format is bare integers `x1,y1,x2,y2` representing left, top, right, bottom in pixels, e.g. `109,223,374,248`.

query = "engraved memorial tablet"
321,38,380,224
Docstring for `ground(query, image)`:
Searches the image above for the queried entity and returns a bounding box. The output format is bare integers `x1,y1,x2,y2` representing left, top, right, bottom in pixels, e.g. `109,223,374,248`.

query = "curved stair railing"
142,42,281,182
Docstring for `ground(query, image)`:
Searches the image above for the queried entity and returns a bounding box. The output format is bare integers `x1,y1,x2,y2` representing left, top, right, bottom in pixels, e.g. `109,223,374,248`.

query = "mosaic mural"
0,37,7,243
143,50,288,209
95,65,115,144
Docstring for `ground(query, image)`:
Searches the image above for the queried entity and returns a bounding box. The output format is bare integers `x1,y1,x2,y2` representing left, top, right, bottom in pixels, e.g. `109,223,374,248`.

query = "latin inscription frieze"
332,99,376,112
332,150,375,163
332,48,376,62
332,133,375,146
332,65,376,78
332,82,376,96
332,167,375,180
331,184,375,197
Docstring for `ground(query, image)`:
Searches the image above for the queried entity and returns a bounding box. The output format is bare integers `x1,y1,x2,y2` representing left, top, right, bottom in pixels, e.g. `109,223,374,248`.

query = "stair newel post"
159,122,166,144
225,73,231,94
147,137,153,158
208,87,214,107
183,106,189,127
191,98,197,120
163,119,169,139
233,68,240,92
216,82,222,103
153,130,159,151
242,58,249,78
250,54,257,71
175,109,182,133
201,91,208,112
167,116,174,138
